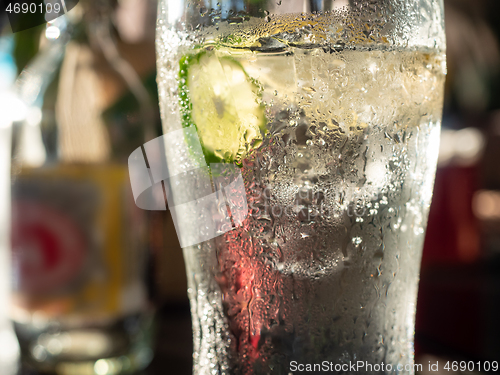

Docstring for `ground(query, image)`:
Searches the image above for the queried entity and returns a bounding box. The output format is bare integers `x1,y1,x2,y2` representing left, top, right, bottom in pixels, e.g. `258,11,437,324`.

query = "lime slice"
179,50,267,164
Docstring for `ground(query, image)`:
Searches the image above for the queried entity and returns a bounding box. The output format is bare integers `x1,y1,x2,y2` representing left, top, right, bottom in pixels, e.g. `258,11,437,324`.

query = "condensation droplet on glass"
352,237,362,246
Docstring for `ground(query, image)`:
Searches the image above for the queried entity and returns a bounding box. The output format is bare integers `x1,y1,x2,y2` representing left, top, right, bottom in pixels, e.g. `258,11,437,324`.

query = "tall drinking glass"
155,0,446,373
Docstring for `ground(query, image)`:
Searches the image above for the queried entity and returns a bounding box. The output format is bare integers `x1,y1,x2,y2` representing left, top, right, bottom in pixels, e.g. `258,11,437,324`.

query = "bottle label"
11,164,148,325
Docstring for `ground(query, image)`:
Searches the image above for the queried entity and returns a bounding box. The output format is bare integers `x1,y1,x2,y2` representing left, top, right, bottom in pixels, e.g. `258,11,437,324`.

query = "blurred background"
0,0,500,374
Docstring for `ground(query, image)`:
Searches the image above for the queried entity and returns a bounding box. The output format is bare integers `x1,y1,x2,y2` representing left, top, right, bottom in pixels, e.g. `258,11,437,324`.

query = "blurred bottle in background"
9,1,161,373
0,34,21,375
415,0,500,365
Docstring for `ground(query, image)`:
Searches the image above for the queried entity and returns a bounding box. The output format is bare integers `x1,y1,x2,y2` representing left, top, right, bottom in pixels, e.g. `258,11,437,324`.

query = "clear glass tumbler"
155,0,446,373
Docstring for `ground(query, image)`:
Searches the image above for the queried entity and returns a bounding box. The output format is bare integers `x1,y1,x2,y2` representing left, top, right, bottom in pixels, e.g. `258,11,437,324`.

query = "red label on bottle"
12,200,87,295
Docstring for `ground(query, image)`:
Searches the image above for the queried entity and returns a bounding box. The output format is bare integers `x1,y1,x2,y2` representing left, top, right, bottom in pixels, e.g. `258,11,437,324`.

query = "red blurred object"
421,165,481,265
416,163,488,359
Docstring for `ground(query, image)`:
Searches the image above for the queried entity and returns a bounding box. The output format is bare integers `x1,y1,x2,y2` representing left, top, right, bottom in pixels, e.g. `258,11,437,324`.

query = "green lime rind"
179,49,267,165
